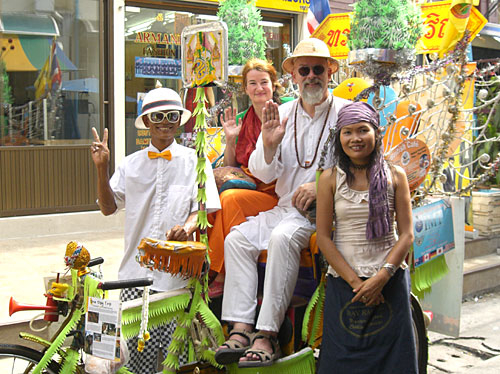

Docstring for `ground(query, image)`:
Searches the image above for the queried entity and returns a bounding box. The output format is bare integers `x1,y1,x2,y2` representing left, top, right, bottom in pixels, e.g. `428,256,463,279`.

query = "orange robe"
207,187,278,273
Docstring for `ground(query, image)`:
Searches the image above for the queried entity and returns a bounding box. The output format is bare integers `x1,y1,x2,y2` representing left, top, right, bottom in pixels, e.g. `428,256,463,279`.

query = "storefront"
0,0,112,217
0,0,308,217
119,0,304,158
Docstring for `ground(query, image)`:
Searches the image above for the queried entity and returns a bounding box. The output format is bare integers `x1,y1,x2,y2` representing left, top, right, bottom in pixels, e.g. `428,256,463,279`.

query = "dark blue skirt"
318,269,418,374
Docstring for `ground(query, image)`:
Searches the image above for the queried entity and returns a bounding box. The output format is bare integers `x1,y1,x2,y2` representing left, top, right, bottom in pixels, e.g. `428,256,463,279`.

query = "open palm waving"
262,100,287,163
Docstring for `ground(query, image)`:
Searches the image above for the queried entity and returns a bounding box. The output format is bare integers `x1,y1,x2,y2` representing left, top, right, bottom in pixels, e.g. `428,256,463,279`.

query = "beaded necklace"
351,162,370,170
294,99,333,169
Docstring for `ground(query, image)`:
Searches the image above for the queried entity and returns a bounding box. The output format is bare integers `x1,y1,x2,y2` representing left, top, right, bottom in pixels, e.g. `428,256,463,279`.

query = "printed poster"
85,297,122,361
412,199,455,267
135,57,182,79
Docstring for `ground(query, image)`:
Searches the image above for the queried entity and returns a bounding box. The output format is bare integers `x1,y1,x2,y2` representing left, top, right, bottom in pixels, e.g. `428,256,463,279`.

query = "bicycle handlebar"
88,257,104,267
98,278,153,291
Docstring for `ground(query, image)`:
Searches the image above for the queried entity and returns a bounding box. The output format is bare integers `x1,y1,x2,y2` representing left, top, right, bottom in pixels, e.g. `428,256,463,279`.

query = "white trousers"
221,211,314,332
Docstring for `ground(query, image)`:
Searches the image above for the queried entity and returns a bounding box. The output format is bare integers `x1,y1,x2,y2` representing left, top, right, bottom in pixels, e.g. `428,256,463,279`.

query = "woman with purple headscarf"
316,101,417,373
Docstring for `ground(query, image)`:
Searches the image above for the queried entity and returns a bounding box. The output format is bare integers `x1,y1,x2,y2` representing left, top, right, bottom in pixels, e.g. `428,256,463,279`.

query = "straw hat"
135,88,192,129
282,38,339,74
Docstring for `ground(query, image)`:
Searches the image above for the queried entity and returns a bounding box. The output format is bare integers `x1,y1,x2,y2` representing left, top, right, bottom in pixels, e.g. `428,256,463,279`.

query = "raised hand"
221,107,240,145
91,127,110,169
261,100,286,151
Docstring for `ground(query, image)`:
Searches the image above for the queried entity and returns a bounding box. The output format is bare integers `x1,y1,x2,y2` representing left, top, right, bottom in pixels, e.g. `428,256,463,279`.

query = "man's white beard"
302,79,324,105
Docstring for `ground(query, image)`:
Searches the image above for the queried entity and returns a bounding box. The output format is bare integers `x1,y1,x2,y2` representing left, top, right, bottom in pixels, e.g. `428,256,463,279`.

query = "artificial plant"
217,0,266,65
348,0,423,51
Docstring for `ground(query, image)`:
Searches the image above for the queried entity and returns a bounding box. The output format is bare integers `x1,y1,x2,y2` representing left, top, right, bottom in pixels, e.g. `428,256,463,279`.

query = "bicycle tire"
0,344,61,374
410,294,429,374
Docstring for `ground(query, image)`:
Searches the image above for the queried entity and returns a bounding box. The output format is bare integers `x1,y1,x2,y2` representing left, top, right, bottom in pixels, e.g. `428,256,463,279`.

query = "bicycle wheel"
0,344,61,374
410,294,429,374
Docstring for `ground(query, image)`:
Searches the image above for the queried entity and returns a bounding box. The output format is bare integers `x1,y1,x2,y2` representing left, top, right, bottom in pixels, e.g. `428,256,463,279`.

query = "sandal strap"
243,348,272,362
229,329,253,342
252,333,279,355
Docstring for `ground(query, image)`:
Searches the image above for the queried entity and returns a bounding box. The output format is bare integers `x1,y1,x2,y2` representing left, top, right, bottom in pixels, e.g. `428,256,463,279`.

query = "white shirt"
110,141,220,291
249,94,351,208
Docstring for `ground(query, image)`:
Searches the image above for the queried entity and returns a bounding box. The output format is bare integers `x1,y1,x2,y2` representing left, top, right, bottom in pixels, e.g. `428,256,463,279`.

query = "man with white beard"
216,38,350,368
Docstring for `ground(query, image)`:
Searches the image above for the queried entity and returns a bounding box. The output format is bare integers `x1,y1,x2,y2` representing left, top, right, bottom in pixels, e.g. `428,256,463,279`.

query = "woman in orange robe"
207,59,283,297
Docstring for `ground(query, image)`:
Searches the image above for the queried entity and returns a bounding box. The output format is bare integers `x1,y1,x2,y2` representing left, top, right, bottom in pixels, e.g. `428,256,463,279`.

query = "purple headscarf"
335,102,391,240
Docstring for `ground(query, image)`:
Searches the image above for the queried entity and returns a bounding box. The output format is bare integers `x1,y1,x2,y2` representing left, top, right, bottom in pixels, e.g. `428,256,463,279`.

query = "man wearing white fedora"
215,38,351,368
91,87,220,373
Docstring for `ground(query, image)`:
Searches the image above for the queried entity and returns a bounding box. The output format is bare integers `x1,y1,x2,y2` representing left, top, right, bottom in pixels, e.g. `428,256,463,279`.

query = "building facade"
1,0,497,217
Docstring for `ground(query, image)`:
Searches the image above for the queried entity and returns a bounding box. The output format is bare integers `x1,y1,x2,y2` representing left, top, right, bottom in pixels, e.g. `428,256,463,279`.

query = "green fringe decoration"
195,131,206,151
33,308,82,374
196,157,206,175
59,348,79,374
197,301,225,346
196,172,208,185
302,275,325,349
168,337,185,354
193,103,210,117
121,293,190,324
116,367,134,374
315,169,323,190
163,351,179,372
197,210,210,230
194,87,208,103
121,293,190,339
172,326,189,341
226,348,316,374
197,187,207,203
411,254,449,299
84,274,105,312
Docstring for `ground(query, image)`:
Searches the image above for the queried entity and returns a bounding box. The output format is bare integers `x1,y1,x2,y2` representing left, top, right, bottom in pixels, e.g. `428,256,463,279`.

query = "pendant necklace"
294,99,333,169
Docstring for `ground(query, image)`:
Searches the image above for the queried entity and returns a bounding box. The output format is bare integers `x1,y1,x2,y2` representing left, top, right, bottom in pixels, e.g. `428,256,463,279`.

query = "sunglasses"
298,65,325,77
147,110,181,124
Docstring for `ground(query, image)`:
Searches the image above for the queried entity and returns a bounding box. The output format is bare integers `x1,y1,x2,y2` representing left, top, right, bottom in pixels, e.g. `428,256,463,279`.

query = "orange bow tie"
148,150,172,160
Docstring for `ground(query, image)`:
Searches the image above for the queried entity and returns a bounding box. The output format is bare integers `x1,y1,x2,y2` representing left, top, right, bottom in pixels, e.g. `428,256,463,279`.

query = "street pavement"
1,223,499,373
427,290,500,373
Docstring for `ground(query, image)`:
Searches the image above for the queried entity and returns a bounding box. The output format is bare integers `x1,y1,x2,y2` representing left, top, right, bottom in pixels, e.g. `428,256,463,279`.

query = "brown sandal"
238,333,281,368
214,329,254,365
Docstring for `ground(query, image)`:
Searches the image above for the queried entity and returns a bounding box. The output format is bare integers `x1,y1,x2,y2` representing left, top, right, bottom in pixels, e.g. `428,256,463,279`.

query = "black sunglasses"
298,65,325,77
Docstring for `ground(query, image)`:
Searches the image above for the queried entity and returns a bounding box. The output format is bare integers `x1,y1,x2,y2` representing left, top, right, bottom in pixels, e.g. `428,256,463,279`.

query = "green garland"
348,0,423,50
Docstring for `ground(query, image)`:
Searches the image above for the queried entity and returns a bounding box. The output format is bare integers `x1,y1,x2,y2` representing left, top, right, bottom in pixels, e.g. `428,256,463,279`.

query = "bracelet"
382,263,397,277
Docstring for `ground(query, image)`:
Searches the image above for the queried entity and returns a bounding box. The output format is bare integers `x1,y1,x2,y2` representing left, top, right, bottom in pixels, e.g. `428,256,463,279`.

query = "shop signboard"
412,199,455,268
203,0,309,13
312,0,487,59
134,57,181,79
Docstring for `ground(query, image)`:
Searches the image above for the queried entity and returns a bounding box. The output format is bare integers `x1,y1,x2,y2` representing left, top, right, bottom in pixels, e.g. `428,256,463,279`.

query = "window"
0,1,100,147
123,4,292,155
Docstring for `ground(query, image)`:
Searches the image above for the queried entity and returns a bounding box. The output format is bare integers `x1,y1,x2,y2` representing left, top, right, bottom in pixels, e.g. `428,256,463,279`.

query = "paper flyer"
85,297,122,361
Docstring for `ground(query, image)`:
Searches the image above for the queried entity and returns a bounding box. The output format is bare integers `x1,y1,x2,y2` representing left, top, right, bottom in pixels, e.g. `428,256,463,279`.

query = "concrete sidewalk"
0,211,125,326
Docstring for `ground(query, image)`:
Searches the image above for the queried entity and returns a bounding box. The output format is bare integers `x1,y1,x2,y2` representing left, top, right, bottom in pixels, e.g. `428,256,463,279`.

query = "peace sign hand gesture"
91,127,110,169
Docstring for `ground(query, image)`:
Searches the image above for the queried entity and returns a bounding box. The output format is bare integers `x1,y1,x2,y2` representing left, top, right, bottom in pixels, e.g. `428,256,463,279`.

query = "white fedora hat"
135,87,192,130
282,38,339,74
